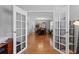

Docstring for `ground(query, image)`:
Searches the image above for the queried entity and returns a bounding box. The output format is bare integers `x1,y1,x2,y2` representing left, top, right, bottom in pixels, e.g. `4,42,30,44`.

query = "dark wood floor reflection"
22,33,60,54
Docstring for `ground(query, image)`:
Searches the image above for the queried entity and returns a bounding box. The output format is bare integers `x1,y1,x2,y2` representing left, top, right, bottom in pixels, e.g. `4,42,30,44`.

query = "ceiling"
17,5,54,12
17,5,65,21
27,12,53,20
17,5,64,20
17,5,65,12
0,5,66,12
17,5,56,20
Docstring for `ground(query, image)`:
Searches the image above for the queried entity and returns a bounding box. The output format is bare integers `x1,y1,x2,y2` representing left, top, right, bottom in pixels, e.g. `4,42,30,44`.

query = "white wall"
27,16,35,35
50,21,53,30
70,5,79,21
0,5,13,37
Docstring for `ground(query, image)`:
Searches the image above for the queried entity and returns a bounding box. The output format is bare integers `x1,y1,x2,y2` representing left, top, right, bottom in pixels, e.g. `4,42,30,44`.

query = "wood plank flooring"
22,33,60,54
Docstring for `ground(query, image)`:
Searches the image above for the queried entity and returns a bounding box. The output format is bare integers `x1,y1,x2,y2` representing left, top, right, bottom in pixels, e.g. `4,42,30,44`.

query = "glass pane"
69,21,74,29
16,13,21,21
16,29,21,36
55,29,59,36
22,15,26,21
55,21,59,29
60,37,66,44
22,22,25,29
22,36,25,42
69,45,74,53
16,21,21,28
69,29,74,35
60,21,66,28
16,45,21,53
69,37,74,44
22,42,25,49
16,37,21,45
22,29,25,35
55,36,59,42
55,42,59,49
60,29,66,36
60,45,66,53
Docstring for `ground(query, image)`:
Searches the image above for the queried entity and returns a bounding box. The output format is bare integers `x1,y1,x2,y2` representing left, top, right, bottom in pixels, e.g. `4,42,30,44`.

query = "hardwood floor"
22,33,60,54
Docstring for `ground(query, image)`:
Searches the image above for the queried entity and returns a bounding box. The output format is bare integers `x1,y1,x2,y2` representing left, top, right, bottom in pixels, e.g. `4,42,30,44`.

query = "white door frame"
53,6,69,54
13,6,27,54
13,6,70,54
13,7,54,54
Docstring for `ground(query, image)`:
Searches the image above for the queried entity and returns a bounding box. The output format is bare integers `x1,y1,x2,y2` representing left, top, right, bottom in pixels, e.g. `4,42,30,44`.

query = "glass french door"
54,16,67,53
54,6,69,54
13,6,27,54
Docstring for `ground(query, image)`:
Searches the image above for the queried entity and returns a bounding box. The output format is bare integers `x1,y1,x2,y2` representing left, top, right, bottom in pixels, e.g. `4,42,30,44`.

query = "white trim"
13,6,17,54
65,5,70,54
53,8,55,49
25,11,27,49
27,11,53,12
13,6,27,54
59,16,60,50
35,19,53,21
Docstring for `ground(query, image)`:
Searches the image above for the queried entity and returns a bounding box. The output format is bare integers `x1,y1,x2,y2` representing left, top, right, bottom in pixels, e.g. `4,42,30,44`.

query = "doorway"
25,12,60,54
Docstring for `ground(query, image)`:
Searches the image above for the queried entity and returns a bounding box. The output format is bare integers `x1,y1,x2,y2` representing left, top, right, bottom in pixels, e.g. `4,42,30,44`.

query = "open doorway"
25,12,60,54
